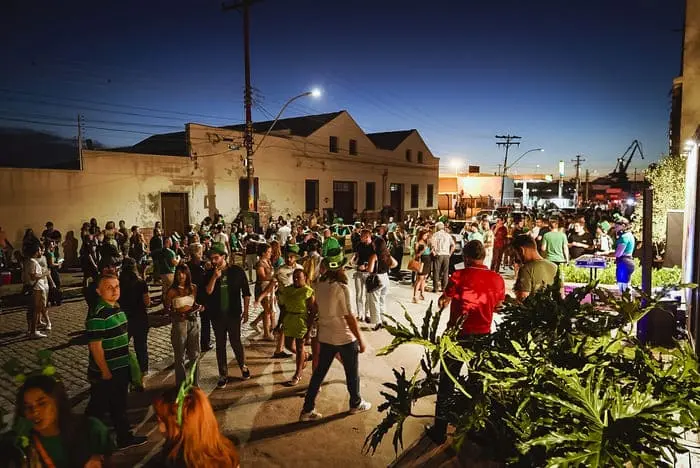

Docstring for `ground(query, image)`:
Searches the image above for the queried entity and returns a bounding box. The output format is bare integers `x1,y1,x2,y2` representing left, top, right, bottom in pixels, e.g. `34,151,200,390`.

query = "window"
329,136,339,153
405,149,412,162
410,184,419,208
417,151,424,164
365,182,376,210
349,139,358,156
305,180,319,212
427,184,434,207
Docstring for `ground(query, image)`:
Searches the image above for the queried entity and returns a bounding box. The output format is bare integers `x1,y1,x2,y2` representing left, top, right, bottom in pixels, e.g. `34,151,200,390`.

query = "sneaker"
299,410,323,421
241,367,251,380
273,351,292,359
45,320,52,331
118,435,148,450
373,323,383,331
349,400,372,414
29,331,47,339
217,376,228,388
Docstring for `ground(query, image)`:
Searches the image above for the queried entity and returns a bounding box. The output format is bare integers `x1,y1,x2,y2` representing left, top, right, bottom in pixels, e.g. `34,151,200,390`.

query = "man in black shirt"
204,242,251,388
567,222,592,260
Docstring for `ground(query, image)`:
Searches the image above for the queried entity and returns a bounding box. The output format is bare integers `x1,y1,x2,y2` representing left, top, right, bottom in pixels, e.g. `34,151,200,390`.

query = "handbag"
366,273,381,293
407,258,422,272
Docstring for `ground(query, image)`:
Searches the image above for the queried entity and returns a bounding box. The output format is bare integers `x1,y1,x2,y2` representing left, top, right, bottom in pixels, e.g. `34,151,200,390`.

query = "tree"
645,155,686,242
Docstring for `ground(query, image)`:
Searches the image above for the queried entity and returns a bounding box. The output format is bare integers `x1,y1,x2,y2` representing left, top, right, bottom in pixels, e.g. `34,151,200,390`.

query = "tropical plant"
558,259,682,288
366,282,700,467
645,154,687,242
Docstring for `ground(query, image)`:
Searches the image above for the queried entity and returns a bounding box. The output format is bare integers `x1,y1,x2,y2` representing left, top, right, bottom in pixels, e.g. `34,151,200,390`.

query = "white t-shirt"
28,258,49,292
277,225,292,245
213,232,230,253
315,281,357,346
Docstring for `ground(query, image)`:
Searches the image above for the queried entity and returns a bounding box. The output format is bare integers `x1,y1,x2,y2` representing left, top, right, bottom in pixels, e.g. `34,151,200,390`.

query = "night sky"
0,0,685,176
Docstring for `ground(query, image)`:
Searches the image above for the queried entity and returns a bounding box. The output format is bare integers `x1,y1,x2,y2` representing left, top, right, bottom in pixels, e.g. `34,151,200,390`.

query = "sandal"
412,297,419,303
288,375,301,386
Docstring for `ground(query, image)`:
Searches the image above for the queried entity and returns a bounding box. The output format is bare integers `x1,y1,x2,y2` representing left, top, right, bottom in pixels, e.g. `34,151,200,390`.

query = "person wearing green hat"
299,247,371,421
204,242,251,388
278,269,315,386
321,229,341,257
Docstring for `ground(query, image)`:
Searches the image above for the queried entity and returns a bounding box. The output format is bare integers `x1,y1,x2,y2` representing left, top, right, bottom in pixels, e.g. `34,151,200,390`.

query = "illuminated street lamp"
254,89,322,153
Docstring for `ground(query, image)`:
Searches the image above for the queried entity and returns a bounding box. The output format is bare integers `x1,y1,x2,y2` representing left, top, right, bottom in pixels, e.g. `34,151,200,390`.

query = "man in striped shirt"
85,274,147,449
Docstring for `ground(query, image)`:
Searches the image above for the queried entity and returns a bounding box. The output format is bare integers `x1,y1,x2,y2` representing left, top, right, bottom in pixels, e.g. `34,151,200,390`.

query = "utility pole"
571,154,585,205
77,114,83,171
584,169,590,203
496,134,521,206
223,0,262,212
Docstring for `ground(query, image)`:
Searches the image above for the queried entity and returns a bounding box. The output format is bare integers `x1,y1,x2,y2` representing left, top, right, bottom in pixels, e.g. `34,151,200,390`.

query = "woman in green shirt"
278,269,315,386
11,375,113,467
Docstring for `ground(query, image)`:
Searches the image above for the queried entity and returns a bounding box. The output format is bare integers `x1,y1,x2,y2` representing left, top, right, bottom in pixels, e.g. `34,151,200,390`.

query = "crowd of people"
0,202,640,466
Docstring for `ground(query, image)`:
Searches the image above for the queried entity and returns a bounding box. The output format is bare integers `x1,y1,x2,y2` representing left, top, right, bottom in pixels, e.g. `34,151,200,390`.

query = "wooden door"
333,181,355,224
161,193,189,236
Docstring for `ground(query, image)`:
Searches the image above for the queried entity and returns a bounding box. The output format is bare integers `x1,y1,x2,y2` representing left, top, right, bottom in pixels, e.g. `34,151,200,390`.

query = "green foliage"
645,154,687,242
367,282,700,466
559,259,682,287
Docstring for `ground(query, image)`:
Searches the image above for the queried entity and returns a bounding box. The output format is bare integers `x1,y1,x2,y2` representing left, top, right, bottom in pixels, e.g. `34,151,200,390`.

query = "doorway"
390,183,403,220
161,193,189,236
333,181,356,223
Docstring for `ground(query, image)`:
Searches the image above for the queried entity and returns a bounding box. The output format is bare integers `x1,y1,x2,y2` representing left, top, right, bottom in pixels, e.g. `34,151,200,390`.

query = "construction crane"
611,140,645,178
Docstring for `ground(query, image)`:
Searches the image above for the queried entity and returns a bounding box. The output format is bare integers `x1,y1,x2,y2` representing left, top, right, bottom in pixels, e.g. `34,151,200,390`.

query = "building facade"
670,0,700,155
0,111,439,245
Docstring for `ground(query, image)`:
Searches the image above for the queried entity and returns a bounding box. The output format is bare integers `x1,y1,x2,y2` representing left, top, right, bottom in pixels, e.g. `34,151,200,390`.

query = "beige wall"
681,0,700,144
1,111,440,246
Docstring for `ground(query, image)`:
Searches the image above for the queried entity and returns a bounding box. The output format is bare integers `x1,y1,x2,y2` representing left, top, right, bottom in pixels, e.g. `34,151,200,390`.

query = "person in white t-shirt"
23,244,51,338
299,247,371,421
276,220,292,246
212,224,230,255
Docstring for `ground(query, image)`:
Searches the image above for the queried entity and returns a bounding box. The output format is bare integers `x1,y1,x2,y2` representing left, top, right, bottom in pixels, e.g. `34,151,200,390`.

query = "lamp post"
245,88,321,211
500,148,543,205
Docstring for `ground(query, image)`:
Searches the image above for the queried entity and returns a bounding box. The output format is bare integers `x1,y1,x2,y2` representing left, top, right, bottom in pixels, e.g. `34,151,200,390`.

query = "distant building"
670,0,700,155
0,111,439,245
438,173,511,218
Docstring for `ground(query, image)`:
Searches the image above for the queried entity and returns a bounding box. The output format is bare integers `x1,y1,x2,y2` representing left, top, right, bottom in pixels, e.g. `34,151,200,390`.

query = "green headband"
175,357,201,426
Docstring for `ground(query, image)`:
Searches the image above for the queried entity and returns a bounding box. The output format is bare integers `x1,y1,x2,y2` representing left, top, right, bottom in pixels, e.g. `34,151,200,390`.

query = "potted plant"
365,282,700,467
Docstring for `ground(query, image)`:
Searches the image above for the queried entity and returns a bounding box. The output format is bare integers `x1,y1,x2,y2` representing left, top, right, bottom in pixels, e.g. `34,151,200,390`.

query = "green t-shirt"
514,259,558,294
542,231,568,263
86,299,130,379
322,237,341,257
279,284,314,314
37,417,113,468
220,273,229,312
158,248,177,274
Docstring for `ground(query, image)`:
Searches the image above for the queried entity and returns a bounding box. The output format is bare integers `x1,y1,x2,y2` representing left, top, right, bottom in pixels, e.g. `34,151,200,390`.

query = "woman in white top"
166,263,201,386
299,247,371,421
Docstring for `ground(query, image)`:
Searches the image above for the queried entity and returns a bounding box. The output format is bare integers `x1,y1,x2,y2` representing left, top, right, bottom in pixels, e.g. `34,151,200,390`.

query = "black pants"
200,309,212,348
85,367,131,443
432,255,450,291
303,341,361,413
432,335,488,438
211,314,245,377
127,314,149,373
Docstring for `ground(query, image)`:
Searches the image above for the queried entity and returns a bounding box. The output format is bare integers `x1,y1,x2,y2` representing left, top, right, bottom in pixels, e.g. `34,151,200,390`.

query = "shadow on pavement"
227,410,350,444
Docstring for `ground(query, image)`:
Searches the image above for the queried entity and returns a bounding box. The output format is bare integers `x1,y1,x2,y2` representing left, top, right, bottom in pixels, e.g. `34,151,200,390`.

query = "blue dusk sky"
0,0,685,177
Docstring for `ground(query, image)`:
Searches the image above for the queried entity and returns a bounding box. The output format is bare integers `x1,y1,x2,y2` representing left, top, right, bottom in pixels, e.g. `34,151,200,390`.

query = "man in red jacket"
427,239,505,444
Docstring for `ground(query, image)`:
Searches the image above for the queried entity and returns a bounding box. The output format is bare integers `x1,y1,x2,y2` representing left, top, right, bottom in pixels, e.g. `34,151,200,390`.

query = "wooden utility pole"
223,0,262,212
584,169,590,203
496,135,521,206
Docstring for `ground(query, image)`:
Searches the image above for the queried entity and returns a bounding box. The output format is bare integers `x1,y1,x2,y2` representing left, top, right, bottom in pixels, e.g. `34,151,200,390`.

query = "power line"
495,134,521,205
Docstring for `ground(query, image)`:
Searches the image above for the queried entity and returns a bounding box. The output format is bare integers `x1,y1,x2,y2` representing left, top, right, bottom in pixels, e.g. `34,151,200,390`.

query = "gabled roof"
115,131,188,157
224,111,343,137
366,130,414,150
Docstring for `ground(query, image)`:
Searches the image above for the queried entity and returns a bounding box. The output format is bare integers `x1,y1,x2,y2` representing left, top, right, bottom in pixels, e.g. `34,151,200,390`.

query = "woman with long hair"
119,257,151,380
412,229,431,303
8,375,113,467
269,240,284,269
278,269,315,386
153,387,239,467
250,243,275,340
165,264,201,387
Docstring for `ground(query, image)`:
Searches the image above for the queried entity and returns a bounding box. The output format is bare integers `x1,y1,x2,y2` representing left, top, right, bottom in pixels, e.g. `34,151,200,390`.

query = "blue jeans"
368,272,389,325
303,341,362,413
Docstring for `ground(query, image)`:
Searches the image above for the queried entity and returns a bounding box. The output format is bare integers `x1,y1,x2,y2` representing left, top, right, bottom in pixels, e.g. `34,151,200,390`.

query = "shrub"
559,259,682,288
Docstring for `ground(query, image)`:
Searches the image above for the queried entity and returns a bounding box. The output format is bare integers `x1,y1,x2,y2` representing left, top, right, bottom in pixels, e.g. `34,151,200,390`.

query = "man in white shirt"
429,222,455,292
24,244,50,338
212,224,230,255
277,220,292,247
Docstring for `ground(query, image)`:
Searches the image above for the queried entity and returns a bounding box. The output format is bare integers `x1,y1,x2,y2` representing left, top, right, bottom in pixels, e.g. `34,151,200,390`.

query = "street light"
254,89,322,153
500,148,543,205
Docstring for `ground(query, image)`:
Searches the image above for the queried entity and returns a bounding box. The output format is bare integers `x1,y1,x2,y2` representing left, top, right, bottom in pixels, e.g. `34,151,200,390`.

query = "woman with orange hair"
153,386,240,467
